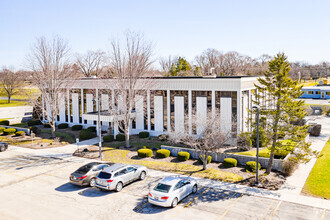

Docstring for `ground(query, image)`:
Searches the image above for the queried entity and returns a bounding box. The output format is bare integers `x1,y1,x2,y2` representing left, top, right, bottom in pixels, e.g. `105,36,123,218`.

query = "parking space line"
313,209,319,220
170,187,210,218
135,201,149,211
321,209,326,220
269,200,282,220
262,200,275,219
218,193,243,220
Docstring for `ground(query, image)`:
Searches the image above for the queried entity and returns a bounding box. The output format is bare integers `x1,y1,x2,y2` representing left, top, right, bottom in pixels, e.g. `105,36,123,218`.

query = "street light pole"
253,105,260,185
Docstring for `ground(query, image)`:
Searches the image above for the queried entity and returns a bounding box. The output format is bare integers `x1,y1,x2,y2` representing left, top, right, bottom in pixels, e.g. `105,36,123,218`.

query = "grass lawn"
233,148,270,156
41,129,75,143
0,135,53,146
103,148,243,183
302,139,330,199
11,122,28,127
0,100,28,107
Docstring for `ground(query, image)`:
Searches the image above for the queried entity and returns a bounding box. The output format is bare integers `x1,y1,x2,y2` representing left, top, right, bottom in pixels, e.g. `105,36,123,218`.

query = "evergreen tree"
253,53,314,174
168,57,191,76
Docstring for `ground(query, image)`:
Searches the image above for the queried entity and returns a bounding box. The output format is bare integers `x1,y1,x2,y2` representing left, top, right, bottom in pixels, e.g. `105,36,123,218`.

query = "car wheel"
115,182,123,192
139,171,146,180
0,146,5,152
192,184,197,194
171,197,178,208
89,178,96,187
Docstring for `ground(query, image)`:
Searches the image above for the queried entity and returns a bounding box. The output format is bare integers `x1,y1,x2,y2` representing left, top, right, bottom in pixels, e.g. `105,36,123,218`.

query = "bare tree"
26,36,73,138
76,50,105,77
0,68,23,103
159,55,175,73
169,111,234,170
105,31,154,148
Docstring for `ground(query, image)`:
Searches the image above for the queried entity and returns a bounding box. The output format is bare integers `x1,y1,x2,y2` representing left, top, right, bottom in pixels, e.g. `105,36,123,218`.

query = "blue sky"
1,0,330,69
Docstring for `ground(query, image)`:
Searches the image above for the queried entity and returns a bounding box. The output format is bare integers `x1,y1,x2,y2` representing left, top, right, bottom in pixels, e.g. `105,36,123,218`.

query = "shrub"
281,158,298,177
156,149,171,158
326,109,330,117
103,135,114,142
139,131,149,138
137,149,153,158
308,124,321,136
245,161,261,172
199,155,212,164
223,158,237,168
251,127,268,148
29,126,40,134
259,151,270,158
177,151,190,161
0,120,10,126
79,129,95,140
4,128,16,135
237,132,252,151
158,134,169,141
0,127,6,134
27,120,42,126
87,126,96,132
72,125,83,131
116,134,125,141
15,131,26,136
44,123,51,128
141,146,150,149
58,123,68,129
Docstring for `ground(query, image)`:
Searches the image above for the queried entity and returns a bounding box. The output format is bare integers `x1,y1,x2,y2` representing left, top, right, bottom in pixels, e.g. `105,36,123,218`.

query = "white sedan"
148,176,198,208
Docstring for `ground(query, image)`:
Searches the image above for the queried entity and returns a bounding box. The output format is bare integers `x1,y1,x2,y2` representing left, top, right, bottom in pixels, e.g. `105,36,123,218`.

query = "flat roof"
302,86,330,90
79,75,258,80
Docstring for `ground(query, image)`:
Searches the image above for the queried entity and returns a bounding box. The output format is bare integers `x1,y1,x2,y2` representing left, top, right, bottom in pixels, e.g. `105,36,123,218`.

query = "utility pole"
253,105,260,186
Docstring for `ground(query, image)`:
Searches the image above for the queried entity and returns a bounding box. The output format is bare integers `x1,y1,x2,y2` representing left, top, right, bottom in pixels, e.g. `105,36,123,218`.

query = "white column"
220,97,232,133
86,94,93,125
147,90,151,131
101,94,109,127
42,94,45,121
154,95,163,132
237,90,242,134
167,90,171,132
174,96,185,133
72,93,79,123
111,89,115,133
96,89,99,111
135,95,144,130
81,89,84,125
59,93,66,122
212,90,216,119
188,90,192,135
67,89,70,123
196,96,207,135
242,92,248,132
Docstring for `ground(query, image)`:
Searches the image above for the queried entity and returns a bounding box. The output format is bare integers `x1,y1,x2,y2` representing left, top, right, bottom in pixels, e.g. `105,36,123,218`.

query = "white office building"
44,76,258,138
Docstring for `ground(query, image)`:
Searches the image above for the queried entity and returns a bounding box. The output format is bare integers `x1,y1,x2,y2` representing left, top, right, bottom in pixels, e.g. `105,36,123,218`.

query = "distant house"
300,86,330,99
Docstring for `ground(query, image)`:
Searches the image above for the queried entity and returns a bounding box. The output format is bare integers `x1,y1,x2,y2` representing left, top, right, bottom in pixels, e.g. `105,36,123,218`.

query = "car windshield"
75,164,94,174
98,171,111,179
154,183,171,193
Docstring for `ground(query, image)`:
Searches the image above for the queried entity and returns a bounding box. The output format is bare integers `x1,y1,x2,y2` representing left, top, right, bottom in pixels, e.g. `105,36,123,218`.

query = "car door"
182,180,192,197
174,180,187,201
126,166,137,181
118,168,130,184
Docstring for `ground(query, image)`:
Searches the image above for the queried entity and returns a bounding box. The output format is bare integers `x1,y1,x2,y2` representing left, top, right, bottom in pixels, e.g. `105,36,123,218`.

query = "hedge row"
4,128,16,135
139,132,149,138
79,129,96,140
103,135,114,142
245,161,261,172
223,158,237,168
137,149,153,158
0,120,10,126
58,123,68,129
177,151,190,161
72,125,83,131
156,149,171,158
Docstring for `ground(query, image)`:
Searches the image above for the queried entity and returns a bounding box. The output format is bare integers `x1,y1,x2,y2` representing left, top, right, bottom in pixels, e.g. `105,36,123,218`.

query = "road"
0,147,328,220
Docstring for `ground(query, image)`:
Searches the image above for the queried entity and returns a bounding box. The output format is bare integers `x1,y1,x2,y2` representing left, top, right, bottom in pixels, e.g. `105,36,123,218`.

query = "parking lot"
0,148,328,220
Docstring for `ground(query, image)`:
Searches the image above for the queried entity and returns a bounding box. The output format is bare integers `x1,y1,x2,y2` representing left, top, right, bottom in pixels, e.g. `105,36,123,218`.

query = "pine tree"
253,53,314,174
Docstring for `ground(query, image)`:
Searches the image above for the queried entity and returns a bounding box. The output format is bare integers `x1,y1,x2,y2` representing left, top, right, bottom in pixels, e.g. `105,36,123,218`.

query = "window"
98,172,111,179
154,183,171,193
327,92,330,95
307,91,313,95
127,167,136,172
315,91,321,95
174,181,184,190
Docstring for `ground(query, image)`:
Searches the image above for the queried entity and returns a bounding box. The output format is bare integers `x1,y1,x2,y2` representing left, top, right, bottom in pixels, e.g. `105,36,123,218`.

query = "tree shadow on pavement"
78,187,115,197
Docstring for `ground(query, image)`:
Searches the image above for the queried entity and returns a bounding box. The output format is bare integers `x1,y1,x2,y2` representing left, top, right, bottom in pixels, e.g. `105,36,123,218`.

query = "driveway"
0,147,328,220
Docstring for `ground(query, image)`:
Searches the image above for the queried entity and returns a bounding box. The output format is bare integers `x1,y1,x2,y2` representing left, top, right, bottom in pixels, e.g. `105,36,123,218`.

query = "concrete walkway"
278,116,330,196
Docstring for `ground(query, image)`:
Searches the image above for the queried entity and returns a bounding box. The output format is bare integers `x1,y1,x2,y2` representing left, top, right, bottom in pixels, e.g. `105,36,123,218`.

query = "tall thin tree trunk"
125,127,130,148
8,96,11,103
51,119,56,138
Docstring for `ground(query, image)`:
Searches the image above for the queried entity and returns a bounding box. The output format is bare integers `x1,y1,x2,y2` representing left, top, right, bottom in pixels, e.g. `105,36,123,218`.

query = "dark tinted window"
98,172,111,179
75,164,93,174
154,183,171,193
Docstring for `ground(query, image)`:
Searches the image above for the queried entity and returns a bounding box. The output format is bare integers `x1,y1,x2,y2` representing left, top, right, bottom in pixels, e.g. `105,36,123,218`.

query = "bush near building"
71,125,83,131
27,120,42,126
137,149,153,158
29,126,40,134
79,129,95,140
139,131,149,138
4,128,16,135
156,149,171,158
223,158,237,168
245,161,261,172
116,134,125,141
58,123,68,129
103,135,114,142
87,126,96,132
0,120,10,126
15,131,26,136
177,151,190,161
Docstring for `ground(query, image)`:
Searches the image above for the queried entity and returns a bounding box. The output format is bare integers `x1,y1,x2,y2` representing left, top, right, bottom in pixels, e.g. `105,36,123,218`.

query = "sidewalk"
277,116,330,196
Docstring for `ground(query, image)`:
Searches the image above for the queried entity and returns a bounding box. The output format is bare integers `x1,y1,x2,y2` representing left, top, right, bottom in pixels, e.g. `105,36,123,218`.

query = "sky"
1,0,330,69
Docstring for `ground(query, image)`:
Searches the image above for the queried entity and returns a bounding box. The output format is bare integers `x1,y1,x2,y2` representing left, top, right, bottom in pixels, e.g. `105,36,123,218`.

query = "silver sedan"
148,176,198,208
95,163,147,192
